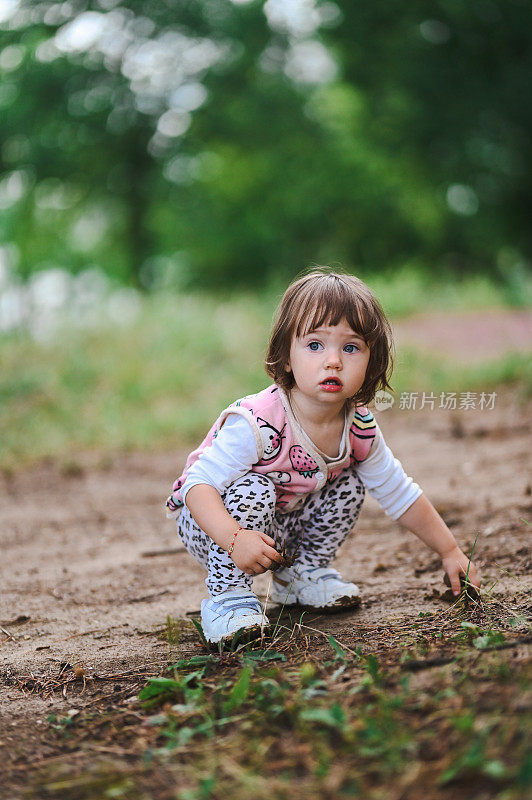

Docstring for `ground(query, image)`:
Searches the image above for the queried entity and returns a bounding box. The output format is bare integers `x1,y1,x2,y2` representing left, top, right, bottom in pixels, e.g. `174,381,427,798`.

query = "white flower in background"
52,10,229,139
69,208,109,252
169,82,208,112
262,0,339,85
0,43,25,70
446,184,479,216
156,110,191,138
29,268,72,311
0,285,27,332
0,0,20,26
0,169,32,209
419,19,451,45
0,255,143,339
55,11,108,52
265,0,322,37
107,287,142,327
284,39,337,84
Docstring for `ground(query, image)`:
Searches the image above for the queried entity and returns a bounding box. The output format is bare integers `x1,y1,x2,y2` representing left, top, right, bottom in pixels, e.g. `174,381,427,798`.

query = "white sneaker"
200,589,269,644
271,565,361,611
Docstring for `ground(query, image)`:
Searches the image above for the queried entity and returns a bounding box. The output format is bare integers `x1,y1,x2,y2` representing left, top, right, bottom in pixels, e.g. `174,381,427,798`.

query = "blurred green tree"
325,1,532,280
0,0,530,289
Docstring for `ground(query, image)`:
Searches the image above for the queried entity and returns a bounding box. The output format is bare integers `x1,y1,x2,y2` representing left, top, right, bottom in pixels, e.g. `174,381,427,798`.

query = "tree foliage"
0,0,530,288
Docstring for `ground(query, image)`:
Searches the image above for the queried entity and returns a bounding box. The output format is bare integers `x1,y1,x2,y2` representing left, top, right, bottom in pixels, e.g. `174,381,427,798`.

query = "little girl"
166,270,481,644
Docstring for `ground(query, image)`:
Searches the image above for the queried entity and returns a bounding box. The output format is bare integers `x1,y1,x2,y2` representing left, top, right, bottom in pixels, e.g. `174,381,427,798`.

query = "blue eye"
344,344,359,353
308,341,322,351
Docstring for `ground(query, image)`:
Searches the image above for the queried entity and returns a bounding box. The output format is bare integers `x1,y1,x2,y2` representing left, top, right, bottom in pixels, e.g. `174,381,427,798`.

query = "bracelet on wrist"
228,524,244,558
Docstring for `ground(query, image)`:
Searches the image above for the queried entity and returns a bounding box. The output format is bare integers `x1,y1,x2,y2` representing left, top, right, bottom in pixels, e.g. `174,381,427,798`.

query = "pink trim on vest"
166,384,376,516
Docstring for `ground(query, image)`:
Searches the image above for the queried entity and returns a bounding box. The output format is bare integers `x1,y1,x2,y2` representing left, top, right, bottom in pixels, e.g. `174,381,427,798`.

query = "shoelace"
210,597,262,617
297,566,344,582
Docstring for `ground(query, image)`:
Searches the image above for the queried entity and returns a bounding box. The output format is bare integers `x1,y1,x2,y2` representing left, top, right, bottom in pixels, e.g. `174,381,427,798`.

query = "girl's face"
285,318,370,407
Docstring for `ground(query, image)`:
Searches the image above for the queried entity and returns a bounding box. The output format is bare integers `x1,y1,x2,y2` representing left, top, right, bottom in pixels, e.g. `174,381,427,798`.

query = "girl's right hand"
230,530,284,575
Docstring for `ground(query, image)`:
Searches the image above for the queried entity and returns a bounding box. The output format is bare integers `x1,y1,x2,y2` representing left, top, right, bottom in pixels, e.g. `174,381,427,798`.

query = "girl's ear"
284,361,291,373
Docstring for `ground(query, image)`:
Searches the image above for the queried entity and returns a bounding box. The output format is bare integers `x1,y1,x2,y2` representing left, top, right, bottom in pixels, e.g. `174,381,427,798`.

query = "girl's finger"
264,545,283,562
259,532,276,546
448,569,461,596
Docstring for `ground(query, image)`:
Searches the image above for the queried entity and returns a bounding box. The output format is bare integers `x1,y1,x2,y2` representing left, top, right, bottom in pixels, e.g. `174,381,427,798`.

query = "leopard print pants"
177,470,365,596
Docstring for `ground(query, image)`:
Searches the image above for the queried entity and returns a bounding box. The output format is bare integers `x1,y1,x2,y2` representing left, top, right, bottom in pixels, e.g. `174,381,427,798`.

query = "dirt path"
1,309,531,792
393,309,532,362
1,385,530,775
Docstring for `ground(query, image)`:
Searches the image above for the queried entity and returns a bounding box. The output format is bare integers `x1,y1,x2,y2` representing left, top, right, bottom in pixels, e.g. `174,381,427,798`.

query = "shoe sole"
270,594,361,613
207,623,270,648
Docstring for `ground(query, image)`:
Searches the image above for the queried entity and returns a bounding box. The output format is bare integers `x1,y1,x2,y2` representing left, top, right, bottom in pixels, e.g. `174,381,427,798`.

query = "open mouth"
320,378,343,387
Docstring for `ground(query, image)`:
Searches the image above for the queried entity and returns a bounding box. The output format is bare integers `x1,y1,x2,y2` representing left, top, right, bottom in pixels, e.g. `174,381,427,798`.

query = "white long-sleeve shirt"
182,413,421,520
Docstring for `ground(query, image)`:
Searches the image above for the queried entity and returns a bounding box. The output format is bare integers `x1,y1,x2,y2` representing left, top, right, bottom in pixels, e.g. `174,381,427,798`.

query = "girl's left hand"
441,546,481,596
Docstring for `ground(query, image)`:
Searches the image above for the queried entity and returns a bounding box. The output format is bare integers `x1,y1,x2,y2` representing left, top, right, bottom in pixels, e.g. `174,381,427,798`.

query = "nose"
325,348,342,369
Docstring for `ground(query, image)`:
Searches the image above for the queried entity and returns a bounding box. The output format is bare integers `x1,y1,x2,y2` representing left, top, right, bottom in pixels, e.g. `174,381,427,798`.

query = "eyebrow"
304,328,366,341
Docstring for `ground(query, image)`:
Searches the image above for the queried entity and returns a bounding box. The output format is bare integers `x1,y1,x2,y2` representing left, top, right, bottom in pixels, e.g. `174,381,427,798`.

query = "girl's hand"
230,529,284,576
441,546,481,596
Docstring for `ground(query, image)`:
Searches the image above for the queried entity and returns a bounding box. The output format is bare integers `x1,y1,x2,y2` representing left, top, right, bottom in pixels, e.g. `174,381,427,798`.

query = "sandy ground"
394,309,532,362
0,310,531,785
1,388,531,771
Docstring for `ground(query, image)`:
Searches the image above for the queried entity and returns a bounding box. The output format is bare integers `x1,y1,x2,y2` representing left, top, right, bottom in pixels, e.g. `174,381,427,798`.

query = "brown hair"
265,268,394,406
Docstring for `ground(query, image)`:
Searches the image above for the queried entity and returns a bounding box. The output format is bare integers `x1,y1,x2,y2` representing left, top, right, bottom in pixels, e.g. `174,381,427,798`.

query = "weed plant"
32,585,532,800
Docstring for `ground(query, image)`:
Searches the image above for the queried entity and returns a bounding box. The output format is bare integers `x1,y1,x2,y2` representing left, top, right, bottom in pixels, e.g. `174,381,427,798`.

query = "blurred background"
1,0,531,467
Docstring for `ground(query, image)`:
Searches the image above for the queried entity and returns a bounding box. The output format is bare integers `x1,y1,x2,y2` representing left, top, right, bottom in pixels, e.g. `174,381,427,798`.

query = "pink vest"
166,384,376,515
